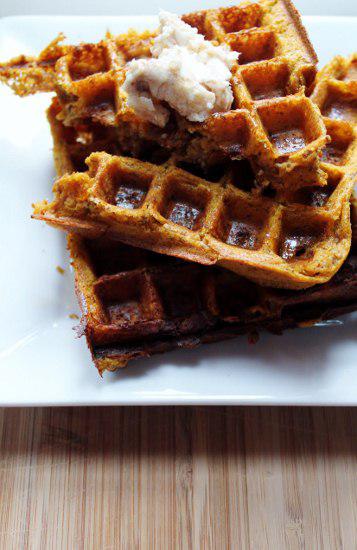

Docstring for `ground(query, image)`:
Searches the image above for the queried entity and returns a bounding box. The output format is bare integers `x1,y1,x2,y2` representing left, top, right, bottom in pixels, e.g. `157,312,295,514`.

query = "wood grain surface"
0,407,356,549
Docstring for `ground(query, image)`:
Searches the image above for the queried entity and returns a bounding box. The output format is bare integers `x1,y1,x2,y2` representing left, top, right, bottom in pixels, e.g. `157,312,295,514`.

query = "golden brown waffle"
48,100,357,373
69,233,357,373
33,146,353,289
33,53,357,290
0,1,328,191
309,54,357,212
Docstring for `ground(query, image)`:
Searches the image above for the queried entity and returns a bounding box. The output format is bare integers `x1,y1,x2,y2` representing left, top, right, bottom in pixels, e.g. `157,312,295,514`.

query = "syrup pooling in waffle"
0,1,327,191
33,148,352,289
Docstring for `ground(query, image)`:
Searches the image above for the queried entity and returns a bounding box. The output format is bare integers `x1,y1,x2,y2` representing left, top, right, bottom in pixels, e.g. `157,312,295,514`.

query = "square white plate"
0,15,356,406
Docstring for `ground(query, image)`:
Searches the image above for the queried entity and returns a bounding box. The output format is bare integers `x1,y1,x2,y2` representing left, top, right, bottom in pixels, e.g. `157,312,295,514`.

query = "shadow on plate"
110,314,357,383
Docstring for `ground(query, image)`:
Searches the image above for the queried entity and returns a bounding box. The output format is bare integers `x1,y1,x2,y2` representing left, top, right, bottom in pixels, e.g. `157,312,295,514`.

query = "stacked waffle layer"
69,232,357,373
0,0,328,191
31,50,356,290
48,89,356,372
32,146,352,289
0,3,356,372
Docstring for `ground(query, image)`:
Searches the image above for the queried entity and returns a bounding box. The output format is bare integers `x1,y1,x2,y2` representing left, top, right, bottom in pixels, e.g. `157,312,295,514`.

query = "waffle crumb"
122,10,238,127
69,313,79,320
56,265,65,275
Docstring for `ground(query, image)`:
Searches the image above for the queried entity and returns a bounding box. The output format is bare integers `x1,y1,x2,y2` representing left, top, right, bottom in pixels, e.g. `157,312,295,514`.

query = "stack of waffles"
1,0,356,373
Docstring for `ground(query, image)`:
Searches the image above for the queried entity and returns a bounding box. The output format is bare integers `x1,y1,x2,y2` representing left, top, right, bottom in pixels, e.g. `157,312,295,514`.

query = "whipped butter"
122,11,238,127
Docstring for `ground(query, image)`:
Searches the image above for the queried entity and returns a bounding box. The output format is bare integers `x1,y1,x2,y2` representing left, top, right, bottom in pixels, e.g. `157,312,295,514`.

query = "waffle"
0,1,328,191
309,54,357,212
33,145,352,290
69,231,357,373
49,98,357,373
32,51,357,290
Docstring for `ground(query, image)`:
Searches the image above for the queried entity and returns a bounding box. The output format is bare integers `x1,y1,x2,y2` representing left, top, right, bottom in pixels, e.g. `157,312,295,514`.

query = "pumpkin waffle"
50,99,357,373
33,147,352,290
0,1,328,191
33,52,357,290
69,230,357,373
308,54,357,214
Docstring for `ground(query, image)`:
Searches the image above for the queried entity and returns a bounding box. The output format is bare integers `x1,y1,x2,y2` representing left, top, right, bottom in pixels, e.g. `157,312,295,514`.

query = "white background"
1,0,357,17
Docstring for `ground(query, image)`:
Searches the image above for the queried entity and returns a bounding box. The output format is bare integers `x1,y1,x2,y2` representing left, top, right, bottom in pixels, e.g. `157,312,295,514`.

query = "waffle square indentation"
219,196,269,250
258,100,319,157
115,183,147,209
86,238,150,276
242,61,290,100
154,270,204,318
100,162,153,209
95,272,147,325
279,213,327,260
228,29,277,65
322,89,357,123
161,176,210,231
321,120,354,165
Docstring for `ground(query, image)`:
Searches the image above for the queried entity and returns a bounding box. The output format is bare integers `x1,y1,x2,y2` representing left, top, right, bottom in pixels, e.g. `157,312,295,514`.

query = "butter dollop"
122,11,238,127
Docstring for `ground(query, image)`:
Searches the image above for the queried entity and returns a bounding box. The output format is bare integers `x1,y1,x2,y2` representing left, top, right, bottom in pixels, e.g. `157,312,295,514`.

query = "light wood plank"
0,407,356,549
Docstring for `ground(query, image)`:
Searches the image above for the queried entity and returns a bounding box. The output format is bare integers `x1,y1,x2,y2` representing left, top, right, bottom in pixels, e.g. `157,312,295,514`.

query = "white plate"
0,15,356,406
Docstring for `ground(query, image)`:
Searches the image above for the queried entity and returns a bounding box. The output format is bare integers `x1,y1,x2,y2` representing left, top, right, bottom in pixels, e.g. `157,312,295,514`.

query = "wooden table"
0,407,356,549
